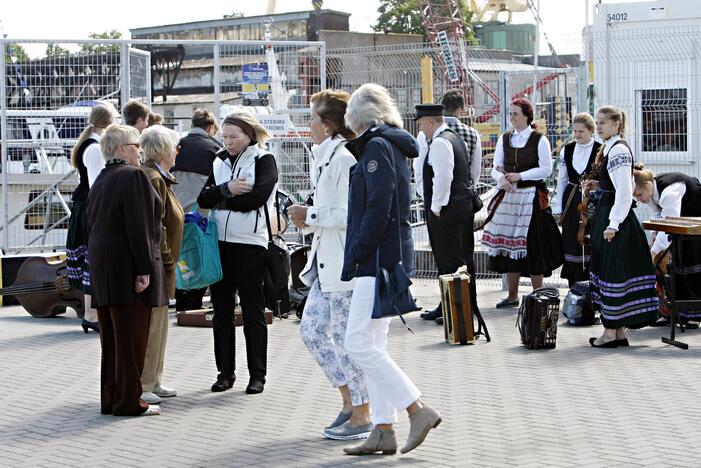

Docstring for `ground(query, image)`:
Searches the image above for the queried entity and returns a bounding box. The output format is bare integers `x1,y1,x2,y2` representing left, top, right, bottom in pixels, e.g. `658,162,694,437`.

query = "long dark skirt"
489,193,564,277
670,235,701,320
66,199,91,294
560,185,590,285
589,205,658,329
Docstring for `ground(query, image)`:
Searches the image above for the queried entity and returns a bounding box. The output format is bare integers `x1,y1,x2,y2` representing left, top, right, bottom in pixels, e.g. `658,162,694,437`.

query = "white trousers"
344,276,421,425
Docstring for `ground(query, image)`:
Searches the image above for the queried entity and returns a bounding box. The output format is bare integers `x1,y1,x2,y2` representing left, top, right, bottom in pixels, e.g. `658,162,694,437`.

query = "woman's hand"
288,204,309,228
603,228,617,243
499,176,513,192
134,274,150,293
583,180,599,196
504,172,522,183
227,177,253,196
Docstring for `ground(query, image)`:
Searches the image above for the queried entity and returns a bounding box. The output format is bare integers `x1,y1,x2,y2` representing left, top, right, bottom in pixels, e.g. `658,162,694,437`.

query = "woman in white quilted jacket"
288,90,371,441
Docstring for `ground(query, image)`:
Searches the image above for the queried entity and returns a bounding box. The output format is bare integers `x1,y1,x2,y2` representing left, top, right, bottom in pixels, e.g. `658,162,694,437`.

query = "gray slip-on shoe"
323,421,373,440
343,427,397,455
400,405,442,454
325,410,352,430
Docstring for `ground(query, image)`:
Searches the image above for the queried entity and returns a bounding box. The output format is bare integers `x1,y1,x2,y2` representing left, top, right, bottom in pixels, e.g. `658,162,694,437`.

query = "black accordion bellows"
517,287,560,349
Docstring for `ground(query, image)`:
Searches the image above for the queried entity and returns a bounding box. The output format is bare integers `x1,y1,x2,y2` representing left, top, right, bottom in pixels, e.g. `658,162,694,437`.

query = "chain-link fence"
589,22,701,225
1,38,324,254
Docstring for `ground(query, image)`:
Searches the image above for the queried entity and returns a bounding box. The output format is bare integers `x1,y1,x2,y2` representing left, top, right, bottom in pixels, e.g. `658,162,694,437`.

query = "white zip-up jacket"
299,136,356,293
200,144,278,248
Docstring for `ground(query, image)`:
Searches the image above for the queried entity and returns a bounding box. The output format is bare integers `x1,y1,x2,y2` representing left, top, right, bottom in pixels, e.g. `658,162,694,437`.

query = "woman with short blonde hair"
88,123,168,416
344,83,403,133
138,125,185,405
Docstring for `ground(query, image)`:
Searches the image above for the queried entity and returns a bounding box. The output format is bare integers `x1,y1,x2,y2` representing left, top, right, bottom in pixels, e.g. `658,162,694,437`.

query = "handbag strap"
262,192,281,243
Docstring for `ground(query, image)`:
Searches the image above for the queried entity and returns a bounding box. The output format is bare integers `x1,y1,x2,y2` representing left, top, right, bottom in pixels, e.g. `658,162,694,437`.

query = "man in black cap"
413,103,482,324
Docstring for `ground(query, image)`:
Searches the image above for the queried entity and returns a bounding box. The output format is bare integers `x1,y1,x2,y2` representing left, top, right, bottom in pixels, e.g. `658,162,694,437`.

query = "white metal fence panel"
1,39,323,253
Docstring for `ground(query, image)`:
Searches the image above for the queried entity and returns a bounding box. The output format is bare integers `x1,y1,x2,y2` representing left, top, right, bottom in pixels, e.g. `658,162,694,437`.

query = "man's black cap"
414,104,444,121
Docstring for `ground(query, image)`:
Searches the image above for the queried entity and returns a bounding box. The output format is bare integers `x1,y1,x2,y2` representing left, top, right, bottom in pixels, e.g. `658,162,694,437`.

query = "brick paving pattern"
1,282,700,467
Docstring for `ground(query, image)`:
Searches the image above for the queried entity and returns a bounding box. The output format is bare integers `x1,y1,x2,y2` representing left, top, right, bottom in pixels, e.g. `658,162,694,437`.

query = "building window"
641,88,687,152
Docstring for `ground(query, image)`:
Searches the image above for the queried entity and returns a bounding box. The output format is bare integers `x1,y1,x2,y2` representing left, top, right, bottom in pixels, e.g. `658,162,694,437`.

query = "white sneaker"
141,392,162,405
153,386,177,398
140,405,161,416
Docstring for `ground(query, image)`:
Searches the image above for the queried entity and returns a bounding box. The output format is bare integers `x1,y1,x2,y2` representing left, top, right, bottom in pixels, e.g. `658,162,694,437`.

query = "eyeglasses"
124,142,141,149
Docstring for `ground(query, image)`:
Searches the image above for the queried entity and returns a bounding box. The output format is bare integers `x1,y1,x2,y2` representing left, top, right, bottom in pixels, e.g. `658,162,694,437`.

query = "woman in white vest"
288,90,371,441
197,112,277,395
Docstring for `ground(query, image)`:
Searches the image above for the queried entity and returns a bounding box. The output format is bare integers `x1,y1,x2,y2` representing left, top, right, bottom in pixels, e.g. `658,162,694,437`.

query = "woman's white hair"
140,125,181,164
100,124,140,159
345,83,403,133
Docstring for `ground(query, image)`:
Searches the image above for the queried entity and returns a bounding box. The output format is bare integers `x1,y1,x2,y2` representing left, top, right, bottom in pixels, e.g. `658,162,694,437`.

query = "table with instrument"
643,216,701,349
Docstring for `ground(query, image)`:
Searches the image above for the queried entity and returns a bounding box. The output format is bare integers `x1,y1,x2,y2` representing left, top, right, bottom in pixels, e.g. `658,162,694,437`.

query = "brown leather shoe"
400,405,442,454
343,427,397,456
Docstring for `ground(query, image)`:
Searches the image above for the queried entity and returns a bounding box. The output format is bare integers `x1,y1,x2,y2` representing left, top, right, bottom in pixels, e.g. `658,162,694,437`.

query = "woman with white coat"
289,90,371,441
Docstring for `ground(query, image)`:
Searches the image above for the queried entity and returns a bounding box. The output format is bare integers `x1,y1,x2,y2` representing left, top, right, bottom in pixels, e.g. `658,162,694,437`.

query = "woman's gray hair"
140,125,181,164
345,83,403,133
100,124,140,159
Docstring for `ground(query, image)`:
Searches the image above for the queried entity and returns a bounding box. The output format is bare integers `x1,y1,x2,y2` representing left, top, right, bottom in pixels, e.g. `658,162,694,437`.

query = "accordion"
439,272,475,345
517,288,560,349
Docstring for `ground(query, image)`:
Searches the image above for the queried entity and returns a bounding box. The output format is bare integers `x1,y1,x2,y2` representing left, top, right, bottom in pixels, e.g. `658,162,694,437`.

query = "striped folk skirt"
65,199,91,294
589,205,657,329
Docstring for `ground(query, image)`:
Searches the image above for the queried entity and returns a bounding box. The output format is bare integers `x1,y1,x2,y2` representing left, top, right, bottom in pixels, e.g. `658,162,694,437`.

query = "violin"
0,255,84,318
576,170,598,246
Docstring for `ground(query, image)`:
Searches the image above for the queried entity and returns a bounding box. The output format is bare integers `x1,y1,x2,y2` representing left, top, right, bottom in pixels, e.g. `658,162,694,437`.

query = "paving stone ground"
2,281,701,467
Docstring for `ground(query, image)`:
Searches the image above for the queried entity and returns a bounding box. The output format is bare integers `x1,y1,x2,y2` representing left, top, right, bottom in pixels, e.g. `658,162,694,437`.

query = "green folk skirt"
589,205,658,329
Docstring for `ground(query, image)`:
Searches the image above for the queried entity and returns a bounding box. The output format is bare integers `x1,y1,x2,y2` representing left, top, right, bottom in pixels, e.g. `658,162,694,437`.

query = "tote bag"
176,210,223,290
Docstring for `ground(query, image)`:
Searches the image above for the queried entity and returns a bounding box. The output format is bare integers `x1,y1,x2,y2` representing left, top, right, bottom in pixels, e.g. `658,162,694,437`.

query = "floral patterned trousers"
299,279,369,406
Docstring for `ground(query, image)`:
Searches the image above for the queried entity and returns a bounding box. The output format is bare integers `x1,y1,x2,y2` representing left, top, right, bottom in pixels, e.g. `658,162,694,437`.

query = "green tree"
5,43,30,63
373,0,474,39
46,43,71,57
80,30,122,54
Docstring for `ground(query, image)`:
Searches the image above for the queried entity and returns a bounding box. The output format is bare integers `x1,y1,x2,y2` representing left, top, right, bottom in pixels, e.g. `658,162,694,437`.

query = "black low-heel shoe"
589,337,619,348
615,338,630,347
81,319,99,334
245,378,265,394
211,377,235,392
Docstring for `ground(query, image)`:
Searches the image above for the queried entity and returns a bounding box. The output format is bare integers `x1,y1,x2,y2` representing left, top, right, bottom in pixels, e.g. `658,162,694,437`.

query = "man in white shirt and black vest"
413,104,482,325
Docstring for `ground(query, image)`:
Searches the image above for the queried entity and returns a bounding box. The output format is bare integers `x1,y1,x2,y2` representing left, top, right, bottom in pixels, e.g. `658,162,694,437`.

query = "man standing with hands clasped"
413,103,482,327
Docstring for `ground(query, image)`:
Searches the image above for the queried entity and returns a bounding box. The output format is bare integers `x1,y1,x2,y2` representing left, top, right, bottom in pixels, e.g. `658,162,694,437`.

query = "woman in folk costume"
633,165,701,325
482,98,563,308
554,113,602,287
588,106,657,347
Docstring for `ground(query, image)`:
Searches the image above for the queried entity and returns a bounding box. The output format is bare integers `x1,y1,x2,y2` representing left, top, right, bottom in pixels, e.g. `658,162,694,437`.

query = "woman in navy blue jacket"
341,84,441,456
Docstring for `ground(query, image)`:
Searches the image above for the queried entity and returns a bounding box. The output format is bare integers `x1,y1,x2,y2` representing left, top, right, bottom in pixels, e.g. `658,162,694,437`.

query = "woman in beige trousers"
139,125,185,405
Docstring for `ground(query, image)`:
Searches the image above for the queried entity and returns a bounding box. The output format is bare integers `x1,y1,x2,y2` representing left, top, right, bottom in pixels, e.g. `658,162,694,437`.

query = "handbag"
175,205,223,290
263,193,291,316
469,188,484,213
370,155,420,329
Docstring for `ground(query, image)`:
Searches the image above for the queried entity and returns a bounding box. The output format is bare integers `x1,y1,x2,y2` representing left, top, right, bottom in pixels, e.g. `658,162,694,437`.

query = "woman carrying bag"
340,84,441,457
197,112,277,394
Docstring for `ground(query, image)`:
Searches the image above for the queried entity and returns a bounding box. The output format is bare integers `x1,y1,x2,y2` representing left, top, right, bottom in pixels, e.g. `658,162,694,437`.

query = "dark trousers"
210,242,268,381
97,303,151,416
426,203,480,314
